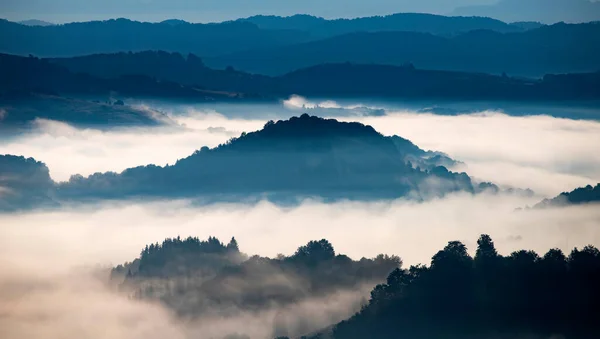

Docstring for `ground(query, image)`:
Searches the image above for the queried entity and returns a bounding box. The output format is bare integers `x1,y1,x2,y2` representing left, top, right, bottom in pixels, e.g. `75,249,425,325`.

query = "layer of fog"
0,258,369,339
3,193,599,268
1,99,599,197
2,192,600,338
0,111,266,182
346,111,600,196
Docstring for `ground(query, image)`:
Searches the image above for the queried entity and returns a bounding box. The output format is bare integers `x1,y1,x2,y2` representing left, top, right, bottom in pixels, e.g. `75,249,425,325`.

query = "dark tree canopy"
328,235,600,339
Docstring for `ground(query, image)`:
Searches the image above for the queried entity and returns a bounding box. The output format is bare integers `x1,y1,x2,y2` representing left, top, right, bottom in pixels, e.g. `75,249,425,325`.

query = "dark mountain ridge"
236,12,525,38
0,13,534,59
206,22,600,76
5,52,600,104
1,16,599,77
0,18,310,58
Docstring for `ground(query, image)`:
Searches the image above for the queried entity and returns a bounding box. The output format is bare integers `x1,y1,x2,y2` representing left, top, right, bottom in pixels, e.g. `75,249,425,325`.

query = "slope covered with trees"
0,155,57,211
534,183,600,208
113,236,400,335
57,114,476,202
322,234,600,339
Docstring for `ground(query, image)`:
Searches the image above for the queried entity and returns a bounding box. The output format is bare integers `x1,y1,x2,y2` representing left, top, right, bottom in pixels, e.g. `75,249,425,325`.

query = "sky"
2,0,598,24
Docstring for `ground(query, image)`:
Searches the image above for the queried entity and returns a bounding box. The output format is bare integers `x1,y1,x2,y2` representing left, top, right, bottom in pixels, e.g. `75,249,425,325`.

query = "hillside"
0,115,488,211
39,52,600,102
57,114,475,202
0,53,249,100
206,23,600,76
312,235,600,339
0,93,167,128
113,236,399,328
0,18,309,58
237,13,524,38
0,13,532,59
0,155,57,211
1,17,598,77
534,183,600,208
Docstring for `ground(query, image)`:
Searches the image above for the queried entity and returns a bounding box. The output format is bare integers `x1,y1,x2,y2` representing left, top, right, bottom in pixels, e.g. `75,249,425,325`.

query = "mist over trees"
112,236,401,337
111,234,600,339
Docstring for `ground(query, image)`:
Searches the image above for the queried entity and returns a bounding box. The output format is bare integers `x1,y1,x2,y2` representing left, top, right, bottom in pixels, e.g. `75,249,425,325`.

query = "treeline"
113,236,401,319
323,235,600,339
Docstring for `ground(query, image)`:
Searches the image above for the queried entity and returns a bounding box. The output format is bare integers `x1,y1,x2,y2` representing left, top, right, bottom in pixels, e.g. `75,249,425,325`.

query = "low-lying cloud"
2,193,600,338
1,193,598,271
0,112,265,182
1,100,598,198
346,110,600,196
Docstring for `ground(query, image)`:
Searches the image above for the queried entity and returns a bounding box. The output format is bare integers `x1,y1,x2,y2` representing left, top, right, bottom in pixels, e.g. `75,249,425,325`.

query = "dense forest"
112,234,600,339
325,235,600,339
112,236,401,337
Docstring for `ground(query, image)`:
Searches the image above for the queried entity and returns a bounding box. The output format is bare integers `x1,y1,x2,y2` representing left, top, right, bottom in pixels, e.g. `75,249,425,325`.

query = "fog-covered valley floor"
1,97,599,339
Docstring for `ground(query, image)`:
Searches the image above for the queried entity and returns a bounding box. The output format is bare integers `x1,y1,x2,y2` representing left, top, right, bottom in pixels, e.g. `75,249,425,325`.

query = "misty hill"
57,114,476,202
17,19,54,26
314,235,600,339
0,93,167,128
0,18,309,58
206,22,600,76
46,52,600,102
0,155,57,211
534,183,600,208
0,115,497,211
237,13,524,38
454,0,600,24
114,236,400,328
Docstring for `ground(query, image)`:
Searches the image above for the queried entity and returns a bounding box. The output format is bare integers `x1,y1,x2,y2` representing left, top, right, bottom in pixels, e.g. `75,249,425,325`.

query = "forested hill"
1,115,485,210
57,114,475,201
314,235,600,339
534,183,600,208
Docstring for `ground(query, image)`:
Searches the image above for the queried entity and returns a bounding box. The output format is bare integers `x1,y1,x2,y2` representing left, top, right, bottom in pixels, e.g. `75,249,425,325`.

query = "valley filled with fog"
1,98,600,338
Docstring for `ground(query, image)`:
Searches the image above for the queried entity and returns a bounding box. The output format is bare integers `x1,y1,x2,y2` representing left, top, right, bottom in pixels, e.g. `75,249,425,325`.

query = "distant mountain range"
205,22,600,76
0,115,498,211
453,0,600,24
3,52,600,105
1,15,599,77
234,13,526,37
